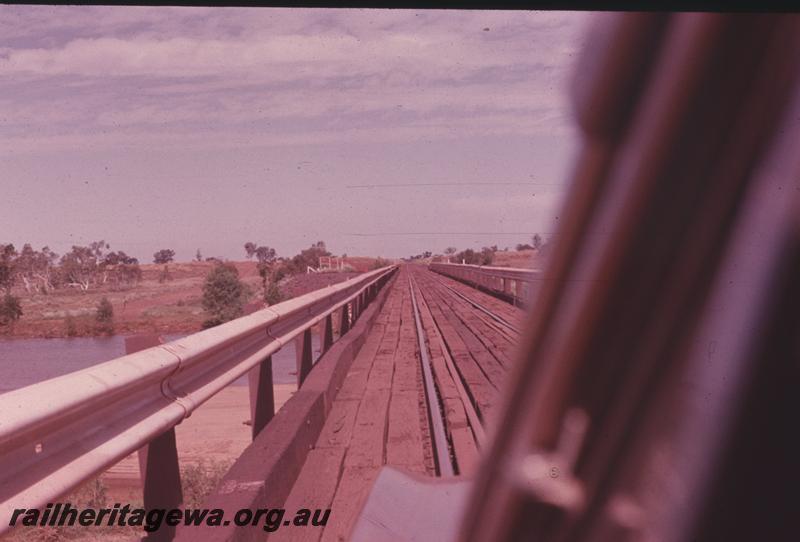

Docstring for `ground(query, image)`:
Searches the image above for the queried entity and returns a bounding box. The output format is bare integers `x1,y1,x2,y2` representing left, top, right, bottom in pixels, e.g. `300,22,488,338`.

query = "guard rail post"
126,335,183,542
322,313,334,352
296,329,313,386
340,303,350,335
249,355,275,440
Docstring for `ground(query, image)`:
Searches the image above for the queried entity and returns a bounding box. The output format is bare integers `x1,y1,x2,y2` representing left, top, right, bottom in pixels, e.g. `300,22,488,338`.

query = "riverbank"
1,262,363,339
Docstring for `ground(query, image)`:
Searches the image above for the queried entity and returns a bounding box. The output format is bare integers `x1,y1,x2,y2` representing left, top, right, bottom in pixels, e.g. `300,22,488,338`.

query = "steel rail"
0,265,397,530
411,275,487,450
408,276,454,477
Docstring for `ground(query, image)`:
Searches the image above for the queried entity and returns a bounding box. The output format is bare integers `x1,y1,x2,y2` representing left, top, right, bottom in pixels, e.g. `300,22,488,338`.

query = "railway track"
269,265,527,539
425,272,521,338
407,266,525,476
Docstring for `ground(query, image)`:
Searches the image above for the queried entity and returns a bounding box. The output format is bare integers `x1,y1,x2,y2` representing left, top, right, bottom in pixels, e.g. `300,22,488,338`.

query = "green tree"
60,243,104,291
0,294,22,327
95,297,114,334
154,248,175,282
244,242,279,302
101,250,141,289
64,315,78,337
288,241,331,273
454,248,477,264
15,244,60,294
201,263,249,328
153,249,175,264
264,280,282,306
0,243,17,294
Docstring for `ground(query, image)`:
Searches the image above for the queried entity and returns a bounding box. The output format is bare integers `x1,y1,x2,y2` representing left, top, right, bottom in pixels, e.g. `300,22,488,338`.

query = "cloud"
0,7,589,154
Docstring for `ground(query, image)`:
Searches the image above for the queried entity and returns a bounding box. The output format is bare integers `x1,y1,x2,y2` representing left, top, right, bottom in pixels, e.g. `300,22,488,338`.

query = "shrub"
271,263,289,282
64,315,78,337
201,263,249,328
181,459,231,508
158,266,172,283
286,241,331,274
79,477,109,509
0,294,22,326
454,248,493,266
95,297,114,334
264,280,282,306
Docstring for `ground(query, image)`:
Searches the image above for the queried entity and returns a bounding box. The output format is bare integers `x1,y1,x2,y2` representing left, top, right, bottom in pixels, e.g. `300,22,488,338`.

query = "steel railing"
0,265,397,533
428,262,539,307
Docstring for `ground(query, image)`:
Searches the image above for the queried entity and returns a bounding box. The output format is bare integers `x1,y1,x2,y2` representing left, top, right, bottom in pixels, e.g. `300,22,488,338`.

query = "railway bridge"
0,262,538,541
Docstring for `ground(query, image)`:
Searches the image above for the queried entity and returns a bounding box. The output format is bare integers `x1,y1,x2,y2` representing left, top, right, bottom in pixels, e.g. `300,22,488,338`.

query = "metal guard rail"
428,262,539,306
0,265,398,525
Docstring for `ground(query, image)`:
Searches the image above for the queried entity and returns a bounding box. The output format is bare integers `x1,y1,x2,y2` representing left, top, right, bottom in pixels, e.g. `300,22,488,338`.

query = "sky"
0,7,591,261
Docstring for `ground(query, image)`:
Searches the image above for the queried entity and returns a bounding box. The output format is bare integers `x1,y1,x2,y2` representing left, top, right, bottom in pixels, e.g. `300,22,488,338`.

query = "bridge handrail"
429,262,539,282
0,265,398,525
428,262,538,306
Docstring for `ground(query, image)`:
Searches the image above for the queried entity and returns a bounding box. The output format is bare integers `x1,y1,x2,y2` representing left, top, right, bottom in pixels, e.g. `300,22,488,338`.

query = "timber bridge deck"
0,262,536,541
271,265,525,541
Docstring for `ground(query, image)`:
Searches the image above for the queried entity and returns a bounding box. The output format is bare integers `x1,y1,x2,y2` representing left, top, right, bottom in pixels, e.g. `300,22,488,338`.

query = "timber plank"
426,285,508,391
386,390,427,475
315,399,360,450
271,447,345,542
343,390,390,469
335,323,386,401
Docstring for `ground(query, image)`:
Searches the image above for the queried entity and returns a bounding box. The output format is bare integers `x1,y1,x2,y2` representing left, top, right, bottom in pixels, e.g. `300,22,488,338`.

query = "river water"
0,332,316,395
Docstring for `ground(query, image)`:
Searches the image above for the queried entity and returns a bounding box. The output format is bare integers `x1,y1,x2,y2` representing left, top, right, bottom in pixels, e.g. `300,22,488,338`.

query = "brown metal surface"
408,275,454,477
412,282,487,451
